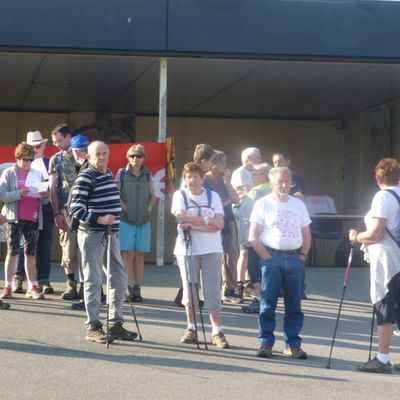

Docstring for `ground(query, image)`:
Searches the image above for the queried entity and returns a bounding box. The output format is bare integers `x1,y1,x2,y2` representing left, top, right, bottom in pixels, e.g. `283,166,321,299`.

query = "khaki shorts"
59,228,78,269
177,253,222,311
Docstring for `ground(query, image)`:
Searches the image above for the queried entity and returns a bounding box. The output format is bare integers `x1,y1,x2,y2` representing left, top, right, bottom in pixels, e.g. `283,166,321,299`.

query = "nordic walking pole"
183,229,200,349
189,237,208,350
326,243,354,369
368,306,375,361
106,225,112,349
126,292,143,340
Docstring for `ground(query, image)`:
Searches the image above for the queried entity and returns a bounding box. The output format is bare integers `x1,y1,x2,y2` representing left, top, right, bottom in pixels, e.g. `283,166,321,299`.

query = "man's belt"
264,246,301,255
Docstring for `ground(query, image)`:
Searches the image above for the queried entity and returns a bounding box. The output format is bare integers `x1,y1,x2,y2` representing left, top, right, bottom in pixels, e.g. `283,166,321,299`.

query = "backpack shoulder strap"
384,189,400,247
206,188,212,208
385,189,400,204
180,190,189,210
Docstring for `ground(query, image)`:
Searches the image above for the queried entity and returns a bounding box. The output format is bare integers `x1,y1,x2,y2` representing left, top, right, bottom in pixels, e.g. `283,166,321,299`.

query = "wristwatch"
203,216,209,226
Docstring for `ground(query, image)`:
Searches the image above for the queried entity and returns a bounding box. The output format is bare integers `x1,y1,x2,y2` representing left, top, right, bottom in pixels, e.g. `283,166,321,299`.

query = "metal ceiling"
1,52,400,120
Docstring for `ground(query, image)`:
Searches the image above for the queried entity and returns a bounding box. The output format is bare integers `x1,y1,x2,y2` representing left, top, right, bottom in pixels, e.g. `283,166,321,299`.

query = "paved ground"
0,263,399,399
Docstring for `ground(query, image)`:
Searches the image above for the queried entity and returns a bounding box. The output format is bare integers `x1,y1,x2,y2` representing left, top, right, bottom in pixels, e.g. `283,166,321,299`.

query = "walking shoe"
222,289,243,304
109,322,138,341
256,345,273,358
71,300,86,311
85,327,114,344
242,298,260,313
0,300,11,310
235,282,244,301
26,286,45,300
61,280,79,300
181,328,198,344
243,281,256,297
131,284,143,302
393,330,400,337
41,283,54,294
393,362,400,372
0,286,12,299
12,275,24,293
357,356,392,374
211,332,230,349
283,346,308,359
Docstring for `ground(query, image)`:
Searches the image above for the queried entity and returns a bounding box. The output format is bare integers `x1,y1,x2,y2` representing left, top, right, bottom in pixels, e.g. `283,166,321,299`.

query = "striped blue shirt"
69,167,121,233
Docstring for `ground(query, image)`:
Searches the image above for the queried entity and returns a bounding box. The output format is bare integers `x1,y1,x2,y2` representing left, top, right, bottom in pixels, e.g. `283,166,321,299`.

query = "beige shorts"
177,253,222,310
59,228,78,269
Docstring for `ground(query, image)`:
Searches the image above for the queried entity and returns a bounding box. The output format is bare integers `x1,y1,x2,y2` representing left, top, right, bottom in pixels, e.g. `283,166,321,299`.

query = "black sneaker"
242,298,260,313
256,345,273,358
109,322,138,341
0,300,11,310
222,289,243,304
41,283,54,294
86,327,114,344
283,346,308,359
235,282,244,300
71,300,86,311
357,356,392,374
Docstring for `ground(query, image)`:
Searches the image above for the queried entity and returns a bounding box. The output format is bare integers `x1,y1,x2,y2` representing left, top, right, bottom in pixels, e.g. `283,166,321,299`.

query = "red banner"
0,142,166,199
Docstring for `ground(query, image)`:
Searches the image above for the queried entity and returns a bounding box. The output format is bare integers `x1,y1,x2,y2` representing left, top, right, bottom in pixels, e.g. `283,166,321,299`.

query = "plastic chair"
310,213,346,266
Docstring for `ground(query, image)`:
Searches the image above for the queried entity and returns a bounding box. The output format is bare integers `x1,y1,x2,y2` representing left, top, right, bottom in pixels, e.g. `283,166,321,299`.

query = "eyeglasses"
32,144,42,150
20,158,34,162
129,154,144,159
52,139,64,146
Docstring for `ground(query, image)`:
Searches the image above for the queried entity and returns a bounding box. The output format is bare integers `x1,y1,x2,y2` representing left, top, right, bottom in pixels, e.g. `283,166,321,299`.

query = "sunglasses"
21,158,34,162
129,154,144,159
32,144,43,150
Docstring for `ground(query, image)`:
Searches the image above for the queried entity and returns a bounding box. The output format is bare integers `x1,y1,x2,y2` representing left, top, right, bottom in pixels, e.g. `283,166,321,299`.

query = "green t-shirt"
48,151,78,206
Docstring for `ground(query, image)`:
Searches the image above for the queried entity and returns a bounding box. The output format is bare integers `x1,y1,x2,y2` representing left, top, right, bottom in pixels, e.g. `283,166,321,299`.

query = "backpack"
180,189,213,216
384,189,400,247
64,168,98,231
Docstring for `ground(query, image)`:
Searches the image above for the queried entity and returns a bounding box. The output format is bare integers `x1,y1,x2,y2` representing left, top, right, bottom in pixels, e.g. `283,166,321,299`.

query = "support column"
156,57,167,266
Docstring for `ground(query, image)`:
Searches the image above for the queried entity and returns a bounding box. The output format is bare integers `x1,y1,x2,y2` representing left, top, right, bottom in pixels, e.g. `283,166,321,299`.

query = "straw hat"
26,131,48,146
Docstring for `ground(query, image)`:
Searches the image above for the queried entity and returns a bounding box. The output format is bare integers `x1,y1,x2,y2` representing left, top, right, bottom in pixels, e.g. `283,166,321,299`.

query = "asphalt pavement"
0,263,399,399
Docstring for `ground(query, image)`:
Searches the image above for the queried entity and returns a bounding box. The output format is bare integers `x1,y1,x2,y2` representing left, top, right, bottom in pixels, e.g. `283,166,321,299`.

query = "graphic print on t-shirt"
267,210,301,241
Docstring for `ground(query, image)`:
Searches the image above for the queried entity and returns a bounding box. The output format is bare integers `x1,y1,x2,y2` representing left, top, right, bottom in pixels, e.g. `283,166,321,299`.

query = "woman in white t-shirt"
349,158,400,374
171,162,229,349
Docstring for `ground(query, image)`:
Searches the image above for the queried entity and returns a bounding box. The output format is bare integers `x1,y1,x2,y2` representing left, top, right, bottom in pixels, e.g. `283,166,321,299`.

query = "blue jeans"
16,206,54,284
258,252,305,348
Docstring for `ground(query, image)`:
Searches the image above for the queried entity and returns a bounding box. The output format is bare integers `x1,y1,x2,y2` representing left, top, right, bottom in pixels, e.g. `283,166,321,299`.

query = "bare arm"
299,225,311,260
223,169,240,205
248,222,271,260
349,217,386,245
180,213,224,233
148,182,157,210
49,172,66,230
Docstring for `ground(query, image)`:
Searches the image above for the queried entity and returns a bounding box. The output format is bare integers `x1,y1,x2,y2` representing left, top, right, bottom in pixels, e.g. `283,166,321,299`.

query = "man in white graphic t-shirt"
248,166,311,360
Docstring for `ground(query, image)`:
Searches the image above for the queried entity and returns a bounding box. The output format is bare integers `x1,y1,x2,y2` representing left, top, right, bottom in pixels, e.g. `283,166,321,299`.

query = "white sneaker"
393,330,400,337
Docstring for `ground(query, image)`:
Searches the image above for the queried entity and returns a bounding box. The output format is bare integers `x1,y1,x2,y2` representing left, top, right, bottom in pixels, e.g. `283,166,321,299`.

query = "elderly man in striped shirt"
69,141,137,344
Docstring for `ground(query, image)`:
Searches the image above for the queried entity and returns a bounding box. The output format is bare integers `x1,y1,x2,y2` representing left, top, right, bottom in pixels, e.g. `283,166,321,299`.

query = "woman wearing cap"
349,158,400,374
12,131,55,295
0,142,49,300
115,144,156,302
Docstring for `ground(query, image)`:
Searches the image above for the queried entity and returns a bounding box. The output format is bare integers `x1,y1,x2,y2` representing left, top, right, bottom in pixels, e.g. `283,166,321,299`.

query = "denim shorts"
119,220,151,252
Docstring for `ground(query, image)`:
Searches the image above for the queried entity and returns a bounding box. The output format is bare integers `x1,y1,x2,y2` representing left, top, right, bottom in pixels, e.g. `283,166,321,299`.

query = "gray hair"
88,140,109,155
268,166,292,181
241,147,260,164
253,162,271,176
212,150,226,165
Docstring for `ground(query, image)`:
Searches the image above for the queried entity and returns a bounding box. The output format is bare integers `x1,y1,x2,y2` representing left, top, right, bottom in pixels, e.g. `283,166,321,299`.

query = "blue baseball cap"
71,134,90,150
